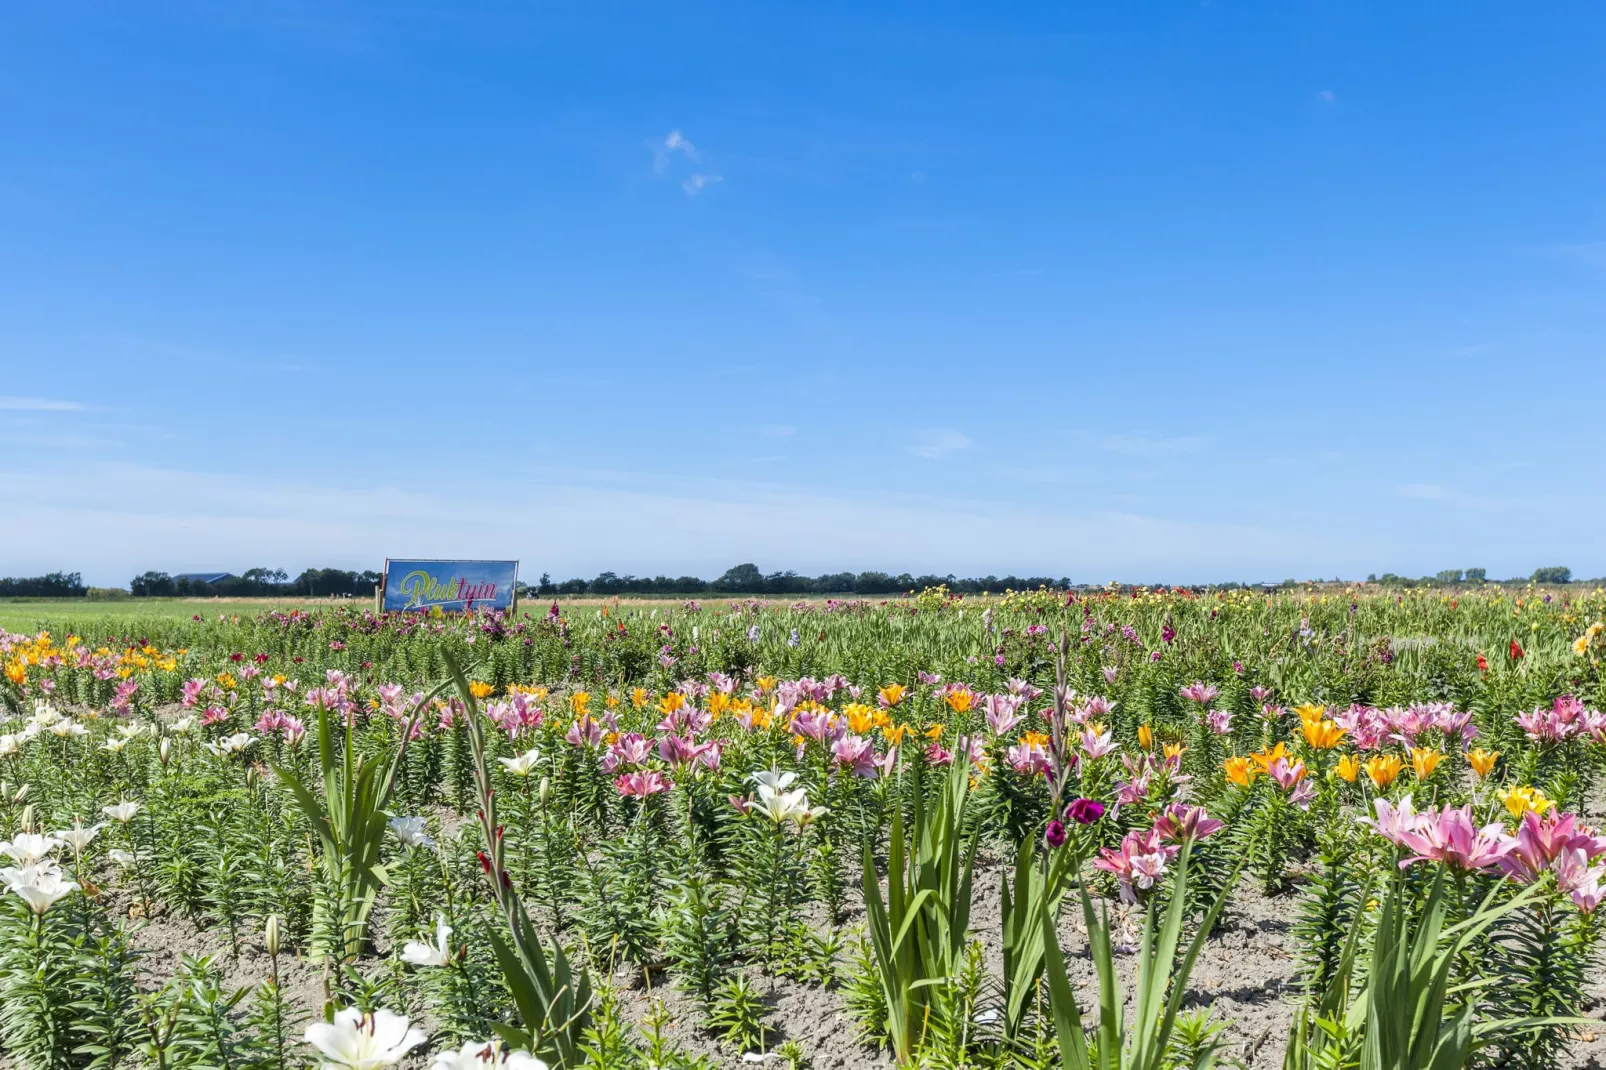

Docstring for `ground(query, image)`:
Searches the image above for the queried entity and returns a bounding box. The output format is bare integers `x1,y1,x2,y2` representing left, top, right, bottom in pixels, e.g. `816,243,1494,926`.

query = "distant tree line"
129,568,382,597
1367,566,1581,587
525,563,1073,597
0,562,1593,602
0,572,87,598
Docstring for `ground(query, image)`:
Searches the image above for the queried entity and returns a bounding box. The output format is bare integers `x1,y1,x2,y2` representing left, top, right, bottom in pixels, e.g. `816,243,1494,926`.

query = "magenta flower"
1204,709,1233,735
1043,820,1067,849
1066,797,1105,825
1179,682,1219,706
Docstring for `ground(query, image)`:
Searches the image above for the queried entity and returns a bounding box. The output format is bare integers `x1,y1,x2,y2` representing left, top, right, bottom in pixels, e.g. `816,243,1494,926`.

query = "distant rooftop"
174,572,235,584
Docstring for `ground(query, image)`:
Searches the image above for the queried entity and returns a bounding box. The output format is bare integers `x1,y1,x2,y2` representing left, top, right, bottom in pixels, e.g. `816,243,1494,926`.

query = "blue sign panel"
382,559,519,612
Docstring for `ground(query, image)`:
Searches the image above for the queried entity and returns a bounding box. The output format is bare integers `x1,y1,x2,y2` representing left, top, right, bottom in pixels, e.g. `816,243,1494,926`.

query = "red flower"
1476,653,1489,673
1509,639,1524,661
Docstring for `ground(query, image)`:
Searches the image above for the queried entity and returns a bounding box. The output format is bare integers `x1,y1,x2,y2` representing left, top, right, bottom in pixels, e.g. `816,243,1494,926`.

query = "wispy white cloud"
910,429,972,460
0,459,1321,586
1317,89,1336,104
648,129,700,172
648,129,721,195
0,396,84,411
1394,483,1506,510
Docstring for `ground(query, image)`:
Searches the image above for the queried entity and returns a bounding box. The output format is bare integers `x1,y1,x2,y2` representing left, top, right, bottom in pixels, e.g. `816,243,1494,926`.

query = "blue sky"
2,2,1604,586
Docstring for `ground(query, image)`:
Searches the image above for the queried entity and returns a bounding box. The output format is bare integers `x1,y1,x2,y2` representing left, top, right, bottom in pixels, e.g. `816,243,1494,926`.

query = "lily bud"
538,776,551,809
265,914,281,957
18,803,36,834
11,782,28,804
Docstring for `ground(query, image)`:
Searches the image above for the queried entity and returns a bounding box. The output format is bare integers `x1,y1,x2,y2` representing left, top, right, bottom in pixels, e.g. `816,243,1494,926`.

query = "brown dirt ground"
90,850,1606,1070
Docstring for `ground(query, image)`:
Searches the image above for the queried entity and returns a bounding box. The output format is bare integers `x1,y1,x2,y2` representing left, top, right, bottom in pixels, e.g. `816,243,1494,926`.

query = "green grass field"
0,593,800,632
0,597,363,632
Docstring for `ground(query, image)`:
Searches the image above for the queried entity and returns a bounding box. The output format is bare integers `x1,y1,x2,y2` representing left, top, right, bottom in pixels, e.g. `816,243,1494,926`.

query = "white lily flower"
102,737,130,753
496,748,541,777
388,816,434,849
118,723,150,739
205,733,255,756
31,702,62,726
3,864,79,915
750,783,827,826
0,833,64,866
431,1039,547,1069
0,734,21,757
103,801,141,823
748,769,797,792
109,848,137,867
169,716,197,735
48,721,89,739
401,915,452,968
304,1007,426,1069
52,822,107,853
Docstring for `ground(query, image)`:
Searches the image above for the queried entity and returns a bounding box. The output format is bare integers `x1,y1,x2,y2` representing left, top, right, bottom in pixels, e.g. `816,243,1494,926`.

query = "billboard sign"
382,559,519,613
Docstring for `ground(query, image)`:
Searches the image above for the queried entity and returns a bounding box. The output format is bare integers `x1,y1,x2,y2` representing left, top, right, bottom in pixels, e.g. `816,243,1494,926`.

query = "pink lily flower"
1153,803,1224,844
615,770,671,797
1395,804,1517,872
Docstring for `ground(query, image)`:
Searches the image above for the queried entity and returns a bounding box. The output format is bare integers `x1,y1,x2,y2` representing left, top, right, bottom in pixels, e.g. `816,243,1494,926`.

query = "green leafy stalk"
1040,841,1238,1070
441,651,593,1069
859,755,978,1066
271,687,442,967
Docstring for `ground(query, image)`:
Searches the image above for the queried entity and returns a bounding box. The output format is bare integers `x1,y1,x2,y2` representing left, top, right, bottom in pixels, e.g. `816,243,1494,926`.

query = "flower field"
0,586,1604,1070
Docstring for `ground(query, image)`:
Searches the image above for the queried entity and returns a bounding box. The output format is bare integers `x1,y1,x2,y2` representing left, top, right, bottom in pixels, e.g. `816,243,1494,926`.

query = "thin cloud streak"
0,396,84,411
910,429,972,459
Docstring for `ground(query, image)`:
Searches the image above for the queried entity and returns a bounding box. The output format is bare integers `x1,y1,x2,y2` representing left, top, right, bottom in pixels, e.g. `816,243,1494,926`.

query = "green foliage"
1039,842,1238,1070
658,859,736,1009
860,757,978,1065
0,900,84,1069
706,972,770,1054
272,699,433,964
442,653,593,1069
69,926,143,1070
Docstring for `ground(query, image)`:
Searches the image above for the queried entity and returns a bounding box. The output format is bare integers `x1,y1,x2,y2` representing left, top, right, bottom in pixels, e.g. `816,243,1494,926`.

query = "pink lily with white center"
1079,726,1116,761
1395,804,1517,872
1093,827,1178,904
